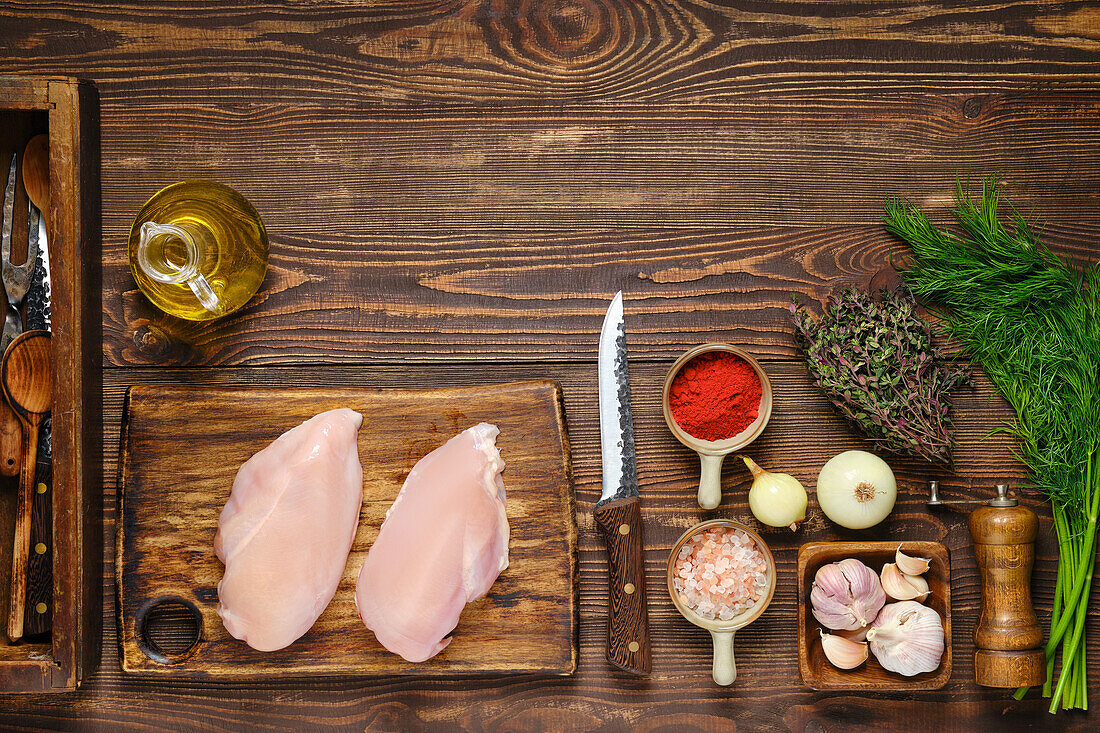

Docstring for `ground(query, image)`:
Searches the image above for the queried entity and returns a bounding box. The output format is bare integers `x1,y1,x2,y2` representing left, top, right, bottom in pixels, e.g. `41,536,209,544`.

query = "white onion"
816,450,897,529
744,457,807,531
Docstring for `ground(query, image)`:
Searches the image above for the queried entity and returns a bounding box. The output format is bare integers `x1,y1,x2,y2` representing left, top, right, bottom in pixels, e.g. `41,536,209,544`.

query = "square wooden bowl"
797,541,952,691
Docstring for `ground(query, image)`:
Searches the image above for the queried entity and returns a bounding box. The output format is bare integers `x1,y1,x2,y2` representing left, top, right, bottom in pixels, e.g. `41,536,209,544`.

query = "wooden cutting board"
117,381,577,678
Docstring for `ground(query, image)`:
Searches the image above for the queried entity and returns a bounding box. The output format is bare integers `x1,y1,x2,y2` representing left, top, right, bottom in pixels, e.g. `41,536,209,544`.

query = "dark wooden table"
2,1,1098,730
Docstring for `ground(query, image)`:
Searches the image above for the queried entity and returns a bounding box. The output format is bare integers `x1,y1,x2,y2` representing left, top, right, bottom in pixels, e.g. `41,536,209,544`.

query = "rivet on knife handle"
23,450,51,636
593,495,651,675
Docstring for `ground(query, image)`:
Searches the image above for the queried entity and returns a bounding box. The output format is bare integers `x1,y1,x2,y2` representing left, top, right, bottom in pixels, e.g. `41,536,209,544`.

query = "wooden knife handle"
7,416,38,642
23,450,51,636
0,399,22,476
592,495,651,675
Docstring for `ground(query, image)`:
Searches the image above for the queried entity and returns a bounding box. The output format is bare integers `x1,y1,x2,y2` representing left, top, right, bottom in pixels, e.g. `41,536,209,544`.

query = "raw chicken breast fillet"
356,422,508,662
215,408,364,652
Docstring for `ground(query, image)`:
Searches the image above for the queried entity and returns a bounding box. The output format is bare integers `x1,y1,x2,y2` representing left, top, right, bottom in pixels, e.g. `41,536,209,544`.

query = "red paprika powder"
669,351,762,442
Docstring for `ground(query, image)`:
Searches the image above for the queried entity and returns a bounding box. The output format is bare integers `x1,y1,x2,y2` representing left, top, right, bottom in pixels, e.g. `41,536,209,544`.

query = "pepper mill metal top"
988,483,1017,507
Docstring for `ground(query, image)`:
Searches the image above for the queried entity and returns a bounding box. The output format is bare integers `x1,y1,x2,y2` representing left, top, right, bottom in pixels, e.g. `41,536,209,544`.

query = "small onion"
744,457,807,531
816,450,897,529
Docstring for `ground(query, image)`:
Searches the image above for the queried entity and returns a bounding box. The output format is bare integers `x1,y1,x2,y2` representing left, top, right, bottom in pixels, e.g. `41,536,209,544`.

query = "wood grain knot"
484,0,699,80
132,323,175,360
128,322,196,365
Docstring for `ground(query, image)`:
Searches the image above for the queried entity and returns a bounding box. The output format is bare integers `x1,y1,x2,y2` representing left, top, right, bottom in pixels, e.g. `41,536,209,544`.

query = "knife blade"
25,214,50,331
22,208,51,636
592,291,651,675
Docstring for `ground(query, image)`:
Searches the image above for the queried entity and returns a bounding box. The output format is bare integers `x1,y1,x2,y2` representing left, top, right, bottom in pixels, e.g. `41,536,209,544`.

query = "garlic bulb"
743,457,807,531
816,450,897,529
866,601,944,676
819,630,868,670
810,558,886,630
880,563,930,602
896,546,931,576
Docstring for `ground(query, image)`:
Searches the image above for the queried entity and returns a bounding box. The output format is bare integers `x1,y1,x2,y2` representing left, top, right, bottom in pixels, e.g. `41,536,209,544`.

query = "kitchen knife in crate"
22,209,51,636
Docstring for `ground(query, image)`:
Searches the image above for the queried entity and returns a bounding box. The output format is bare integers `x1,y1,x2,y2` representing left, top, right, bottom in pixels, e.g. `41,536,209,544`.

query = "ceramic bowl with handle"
666,519,777,686
662,343,773,510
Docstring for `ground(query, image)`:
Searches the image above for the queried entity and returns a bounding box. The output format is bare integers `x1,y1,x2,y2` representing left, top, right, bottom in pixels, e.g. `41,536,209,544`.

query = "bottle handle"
186,273,221,314
137,221,222,315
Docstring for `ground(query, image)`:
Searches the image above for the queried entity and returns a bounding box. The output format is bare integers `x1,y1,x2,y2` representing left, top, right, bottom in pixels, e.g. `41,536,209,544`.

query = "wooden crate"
0,75,101,692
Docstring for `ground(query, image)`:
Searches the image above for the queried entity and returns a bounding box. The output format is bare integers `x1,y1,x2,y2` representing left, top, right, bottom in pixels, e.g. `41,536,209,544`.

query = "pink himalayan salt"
673,527,768,622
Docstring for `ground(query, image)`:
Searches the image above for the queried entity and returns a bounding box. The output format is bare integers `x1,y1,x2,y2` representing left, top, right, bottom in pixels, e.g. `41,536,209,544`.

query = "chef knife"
593,291,651,675
22,208,51,636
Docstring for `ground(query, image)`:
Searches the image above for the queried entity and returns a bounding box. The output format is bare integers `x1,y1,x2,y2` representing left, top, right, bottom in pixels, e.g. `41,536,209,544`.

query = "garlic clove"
905,572,930,598
819,629,869,670
880,562,931,602
895,545,932,576
835,624,870,642
810,559,886,630
866,600,945,676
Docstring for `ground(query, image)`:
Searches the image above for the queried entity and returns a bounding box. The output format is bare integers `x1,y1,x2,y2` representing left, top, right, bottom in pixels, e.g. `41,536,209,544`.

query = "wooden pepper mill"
968,483,1046,687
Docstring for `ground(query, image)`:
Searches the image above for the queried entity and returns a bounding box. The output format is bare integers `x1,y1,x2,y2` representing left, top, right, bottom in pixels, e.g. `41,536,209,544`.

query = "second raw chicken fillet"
355,423,510,662
215,408,365,652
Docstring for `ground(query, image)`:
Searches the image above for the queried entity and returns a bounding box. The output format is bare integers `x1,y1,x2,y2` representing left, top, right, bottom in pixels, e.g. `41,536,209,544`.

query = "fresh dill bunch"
885,175,1100,712
885,178,1100,512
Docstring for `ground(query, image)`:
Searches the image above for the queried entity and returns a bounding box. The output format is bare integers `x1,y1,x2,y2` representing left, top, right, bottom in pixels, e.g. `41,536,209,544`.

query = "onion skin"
744,456,807,531
816,450,897,529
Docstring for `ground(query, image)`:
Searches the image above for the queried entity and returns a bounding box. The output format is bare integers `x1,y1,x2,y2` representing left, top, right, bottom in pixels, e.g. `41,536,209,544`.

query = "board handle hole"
136,597,202,663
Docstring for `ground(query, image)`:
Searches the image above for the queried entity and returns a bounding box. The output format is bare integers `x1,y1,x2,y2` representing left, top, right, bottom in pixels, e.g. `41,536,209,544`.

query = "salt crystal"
673,526,768,621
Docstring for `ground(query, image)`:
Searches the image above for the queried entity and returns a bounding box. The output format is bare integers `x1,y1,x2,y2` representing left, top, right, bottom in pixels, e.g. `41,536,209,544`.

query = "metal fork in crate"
1,154,40,353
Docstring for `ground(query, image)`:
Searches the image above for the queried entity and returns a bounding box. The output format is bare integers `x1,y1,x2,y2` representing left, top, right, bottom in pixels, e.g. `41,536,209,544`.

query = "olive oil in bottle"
129,180,268,321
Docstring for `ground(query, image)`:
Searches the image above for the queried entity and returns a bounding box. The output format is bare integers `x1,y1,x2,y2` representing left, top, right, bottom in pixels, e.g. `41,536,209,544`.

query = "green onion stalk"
884,177,1100,713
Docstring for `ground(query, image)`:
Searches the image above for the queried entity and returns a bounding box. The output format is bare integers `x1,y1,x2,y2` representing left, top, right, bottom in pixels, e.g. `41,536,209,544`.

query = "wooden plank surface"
1,1,1098,104
96,95,1100,366
2,0,1099,730
118,382,577,677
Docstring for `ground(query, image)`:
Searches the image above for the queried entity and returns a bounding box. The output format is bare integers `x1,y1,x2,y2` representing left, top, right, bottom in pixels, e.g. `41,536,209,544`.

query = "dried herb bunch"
790,287,970,464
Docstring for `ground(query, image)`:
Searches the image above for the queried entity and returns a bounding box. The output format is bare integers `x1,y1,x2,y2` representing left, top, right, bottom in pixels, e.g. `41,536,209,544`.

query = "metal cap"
988,483,1018,507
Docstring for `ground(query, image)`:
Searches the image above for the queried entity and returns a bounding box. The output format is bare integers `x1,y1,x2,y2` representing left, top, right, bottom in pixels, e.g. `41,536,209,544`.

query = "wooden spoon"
0,134,48,478
22,134,48,216
2,330,51,641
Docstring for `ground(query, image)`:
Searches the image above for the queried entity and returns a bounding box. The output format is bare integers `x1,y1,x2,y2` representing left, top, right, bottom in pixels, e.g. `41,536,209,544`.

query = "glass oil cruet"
128,180,269,321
